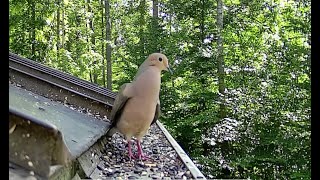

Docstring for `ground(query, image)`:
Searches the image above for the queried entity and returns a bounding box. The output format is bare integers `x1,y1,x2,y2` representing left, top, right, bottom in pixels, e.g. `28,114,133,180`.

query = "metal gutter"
157,121,207,179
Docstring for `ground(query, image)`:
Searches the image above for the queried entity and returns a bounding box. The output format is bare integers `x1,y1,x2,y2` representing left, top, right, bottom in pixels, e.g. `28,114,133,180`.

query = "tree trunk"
307,35,311,80
90,72,93,83
31,0,36,60
139,0,146,57
105,0,112,89
85,4,90,51
61,2,65,49
64,1,71,52
198,0,206,111
200,0,205,43
101,0,106,87
217,0,226,118
87,0,98,84
56,0,61,60
84,3,93,83
169,1,172,35
87,0,96,50
152,0,159,52
152,0,158,19
75,14,81,63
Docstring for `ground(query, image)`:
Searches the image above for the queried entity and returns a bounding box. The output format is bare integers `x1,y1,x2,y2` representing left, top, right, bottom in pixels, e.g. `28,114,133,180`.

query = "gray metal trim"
156,121,207,179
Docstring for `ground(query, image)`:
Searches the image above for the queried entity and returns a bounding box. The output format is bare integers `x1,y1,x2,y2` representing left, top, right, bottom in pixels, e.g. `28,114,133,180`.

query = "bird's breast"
125,98,157,117
133,68,161,98
118,98,157,136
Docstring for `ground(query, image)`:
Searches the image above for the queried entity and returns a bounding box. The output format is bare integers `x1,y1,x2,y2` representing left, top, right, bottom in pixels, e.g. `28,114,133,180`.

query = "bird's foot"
128,153,136,161
127,140,135,161
136,153,150,161
136,139,149,160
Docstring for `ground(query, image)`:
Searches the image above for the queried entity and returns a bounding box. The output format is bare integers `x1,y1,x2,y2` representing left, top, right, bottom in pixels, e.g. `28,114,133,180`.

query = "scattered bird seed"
9,124,16,134
95,124,191,179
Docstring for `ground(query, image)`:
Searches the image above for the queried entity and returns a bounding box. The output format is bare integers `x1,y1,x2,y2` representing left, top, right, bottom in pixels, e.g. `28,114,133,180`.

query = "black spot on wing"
151,103,161,125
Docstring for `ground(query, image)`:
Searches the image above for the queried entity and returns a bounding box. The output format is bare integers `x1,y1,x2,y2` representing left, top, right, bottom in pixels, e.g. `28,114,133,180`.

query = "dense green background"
9,0,310,179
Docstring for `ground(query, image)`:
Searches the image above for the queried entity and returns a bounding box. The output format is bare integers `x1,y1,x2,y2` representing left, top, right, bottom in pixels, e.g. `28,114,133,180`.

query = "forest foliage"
9,0,310,179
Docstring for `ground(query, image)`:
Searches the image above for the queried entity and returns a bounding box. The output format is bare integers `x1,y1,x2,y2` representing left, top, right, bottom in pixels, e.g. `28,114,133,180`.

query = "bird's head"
146,53,173,74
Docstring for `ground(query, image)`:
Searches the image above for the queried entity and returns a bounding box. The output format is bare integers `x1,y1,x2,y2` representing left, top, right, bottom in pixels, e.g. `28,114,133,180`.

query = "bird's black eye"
159,57,162,62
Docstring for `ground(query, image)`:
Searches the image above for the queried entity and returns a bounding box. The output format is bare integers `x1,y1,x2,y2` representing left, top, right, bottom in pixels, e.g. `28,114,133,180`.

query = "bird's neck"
133,66,161,98
134,64,159,80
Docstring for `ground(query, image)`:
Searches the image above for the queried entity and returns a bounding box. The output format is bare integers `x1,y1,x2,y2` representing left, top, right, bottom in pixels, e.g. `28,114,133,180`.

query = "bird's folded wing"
151,99,161,125
110,83,131,127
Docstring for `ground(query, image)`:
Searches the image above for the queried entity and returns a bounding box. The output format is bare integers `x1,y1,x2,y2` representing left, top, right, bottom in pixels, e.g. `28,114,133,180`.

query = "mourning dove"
107,53,172,160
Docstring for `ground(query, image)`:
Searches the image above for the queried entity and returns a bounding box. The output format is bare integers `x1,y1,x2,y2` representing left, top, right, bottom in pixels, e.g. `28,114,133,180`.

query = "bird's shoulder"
118,82,135,97
110,83,132,123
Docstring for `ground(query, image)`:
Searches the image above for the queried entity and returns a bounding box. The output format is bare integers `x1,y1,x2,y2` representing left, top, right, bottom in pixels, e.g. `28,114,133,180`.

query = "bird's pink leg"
127,140,135,160
136,139,149,160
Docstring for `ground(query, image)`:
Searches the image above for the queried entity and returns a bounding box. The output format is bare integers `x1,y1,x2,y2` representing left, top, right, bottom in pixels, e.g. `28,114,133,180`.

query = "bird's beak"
167,66,173,74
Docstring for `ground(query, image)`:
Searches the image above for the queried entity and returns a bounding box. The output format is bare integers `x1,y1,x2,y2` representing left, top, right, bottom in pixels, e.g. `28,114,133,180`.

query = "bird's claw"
128,153,136,161
136,153,149,161
129,155,136,161
128,149,136,160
